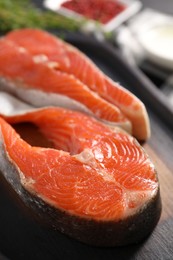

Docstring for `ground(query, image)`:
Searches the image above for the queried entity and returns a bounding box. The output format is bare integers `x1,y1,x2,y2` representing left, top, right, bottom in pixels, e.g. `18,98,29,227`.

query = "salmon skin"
0,92,161,246
5,28,150,141
0,38,131,134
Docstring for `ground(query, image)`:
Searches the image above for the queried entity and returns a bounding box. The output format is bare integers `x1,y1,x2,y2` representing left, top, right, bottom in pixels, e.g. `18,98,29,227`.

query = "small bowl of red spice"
44,0,142,32
61,0,126,25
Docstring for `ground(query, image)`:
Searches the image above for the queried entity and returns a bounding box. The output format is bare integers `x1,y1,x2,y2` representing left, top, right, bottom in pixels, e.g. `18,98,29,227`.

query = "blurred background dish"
139,23,173,70
43,0,142,33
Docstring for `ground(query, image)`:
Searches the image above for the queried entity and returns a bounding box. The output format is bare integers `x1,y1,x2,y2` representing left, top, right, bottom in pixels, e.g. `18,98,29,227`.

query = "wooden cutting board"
0,34,173,260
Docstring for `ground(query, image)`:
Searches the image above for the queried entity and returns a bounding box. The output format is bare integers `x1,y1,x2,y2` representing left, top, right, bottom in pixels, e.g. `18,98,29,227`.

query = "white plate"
43,0,142,33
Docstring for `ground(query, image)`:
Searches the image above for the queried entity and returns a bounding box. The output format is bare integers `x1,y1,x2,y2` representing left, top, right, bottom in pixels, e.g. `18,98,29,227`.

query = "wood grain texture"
144,144,173,221
145,112,173,223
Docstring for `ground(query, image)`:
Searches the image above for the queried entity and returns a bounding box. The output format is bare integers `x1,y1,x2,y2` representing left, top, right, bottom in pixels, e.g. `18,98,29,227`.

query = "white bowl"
139,22,173,70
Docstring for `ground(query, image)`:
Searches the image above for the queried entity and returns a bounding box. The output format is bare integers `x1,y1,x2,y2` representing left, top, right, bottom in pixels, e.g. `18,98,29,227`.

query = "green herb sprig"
0,0,80,33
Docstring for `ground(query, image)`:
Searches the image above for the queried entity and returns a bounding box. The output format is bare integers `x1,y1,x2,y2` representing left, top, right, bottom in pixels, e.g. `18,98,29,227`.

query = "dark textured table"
141,0,173,15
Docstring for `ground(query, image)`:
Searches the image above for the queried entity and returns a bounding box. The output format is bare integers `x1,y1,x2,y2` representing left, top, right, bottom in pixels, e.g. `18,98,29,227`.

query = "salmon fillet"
0,38,131,133
0,93,161,246
5,28,150,140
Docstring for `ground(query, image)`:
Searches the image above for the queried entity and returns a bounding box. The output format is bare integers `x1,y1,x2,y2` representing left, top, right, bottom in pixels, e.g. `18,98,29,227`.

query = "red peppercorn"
61,0,126,24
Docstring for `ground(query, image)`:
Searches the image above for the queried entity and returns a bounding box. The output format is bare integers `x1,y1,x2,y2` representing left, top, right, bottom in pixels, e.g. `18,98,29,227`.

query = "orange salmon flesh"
0,107,158,221
2,29,150,140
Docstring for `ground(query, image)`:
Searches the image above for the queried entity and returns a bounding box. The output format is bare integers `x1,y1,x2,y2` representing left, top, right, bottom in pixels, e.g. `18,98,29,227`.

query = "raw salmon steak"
5,28,150,140
0,38,131,133
0,92,161,246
